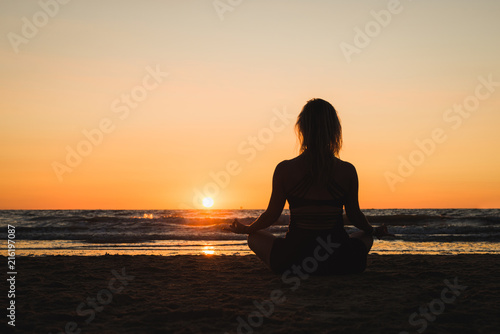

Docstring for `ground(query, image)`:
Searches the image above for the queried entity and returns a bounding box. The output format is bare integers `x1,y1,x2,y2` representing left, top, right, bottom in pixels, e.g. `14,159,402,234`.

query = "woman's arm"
344,163,374,234
229,162,287,234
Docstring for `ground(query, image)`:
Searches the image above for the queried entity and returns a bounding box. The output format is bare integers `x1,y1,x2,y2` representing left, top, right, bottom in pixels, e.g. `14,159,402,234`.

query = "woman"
228,98,392,274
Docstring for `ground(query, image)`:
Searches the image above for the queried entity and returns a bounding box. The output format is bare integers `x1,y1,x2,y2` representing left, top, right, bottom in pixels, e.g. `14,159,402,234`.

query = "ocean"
1,209,499,256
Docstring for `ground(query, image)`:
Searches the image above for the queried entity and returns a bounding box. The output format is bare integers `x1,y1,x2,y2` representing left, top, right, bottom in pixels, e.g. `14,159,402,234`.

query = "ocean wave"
1,209,499,244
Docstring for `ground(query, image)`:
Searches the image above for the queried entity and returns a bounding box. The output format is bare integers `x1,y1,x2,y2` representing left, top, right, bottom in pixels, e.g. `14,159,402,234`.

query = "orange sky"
1,0,499,209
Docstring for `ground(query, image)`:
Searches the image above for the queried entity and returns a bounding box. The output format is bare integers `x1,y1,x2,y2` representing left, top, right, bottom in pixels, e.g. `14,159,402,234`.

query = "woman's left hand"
373,224,395,238
225,219,250,234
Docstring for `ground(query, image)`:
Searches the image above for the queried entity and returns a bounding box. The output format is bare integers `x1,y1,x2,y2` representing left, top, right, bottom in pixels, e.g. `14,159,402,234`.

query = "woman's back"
281,154,353,207
278,154,355,231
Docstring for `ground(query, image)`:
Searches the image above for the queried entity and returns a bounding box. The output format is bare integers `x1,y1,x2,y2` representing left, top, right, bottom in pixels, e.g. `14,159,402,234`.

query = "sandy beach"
7,254,500,333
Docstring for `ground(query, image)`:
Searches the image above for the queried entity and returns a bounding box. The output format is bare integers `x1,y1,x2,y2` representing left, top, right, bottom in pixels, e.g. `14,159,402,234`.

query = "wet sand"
7,254,500,333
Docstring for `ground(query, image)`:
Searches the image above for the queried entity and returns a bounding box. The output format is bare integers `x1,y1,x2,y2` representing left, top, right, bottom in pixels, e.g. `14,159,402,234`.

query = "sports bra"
287,172,346,230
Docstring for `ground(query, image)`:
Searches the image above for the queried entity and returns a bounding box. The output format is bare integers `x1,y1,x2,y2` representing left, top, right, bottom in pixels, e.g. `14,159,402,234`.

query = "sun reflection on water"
202,245,215,256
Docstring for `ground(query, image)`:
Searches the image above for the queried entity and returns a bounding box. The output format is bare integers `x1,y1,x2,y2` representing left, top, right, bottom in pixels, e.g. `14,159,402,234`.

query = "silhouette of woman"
227,98,392,274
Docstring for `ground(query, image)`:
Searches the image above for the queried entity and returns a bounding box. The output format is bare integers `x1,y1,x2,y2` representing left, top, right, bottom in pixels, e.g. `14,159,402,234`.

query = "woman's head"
296,98,342,157
295,98,342,181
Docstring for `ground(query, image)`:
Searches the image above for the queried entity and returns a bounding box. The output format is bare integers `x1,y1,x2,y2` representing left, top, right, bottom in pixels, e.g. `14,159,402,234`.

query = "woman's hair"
295,98,342,182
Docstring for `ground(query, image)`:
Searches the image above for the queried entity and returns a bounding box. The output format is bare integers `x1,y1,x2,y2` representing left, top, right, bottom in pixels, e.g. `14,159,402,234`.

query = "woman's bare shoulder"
335,158,357,175
278,155,303,166
275,156,305,175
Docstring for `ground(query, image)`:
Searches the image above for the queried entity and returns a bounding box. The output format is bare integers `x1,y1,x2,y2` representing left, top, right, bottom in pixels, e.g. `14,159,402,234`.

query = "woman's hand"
225,219,250,234
373,224,395,239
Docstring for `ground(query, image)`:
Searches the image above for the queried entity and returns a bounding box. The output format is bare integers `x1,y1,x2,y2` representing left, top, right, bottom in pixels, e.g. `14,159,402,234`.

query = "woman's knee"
248,230,273,246
349,232,373,252
247,233,255,249
247,232,264,251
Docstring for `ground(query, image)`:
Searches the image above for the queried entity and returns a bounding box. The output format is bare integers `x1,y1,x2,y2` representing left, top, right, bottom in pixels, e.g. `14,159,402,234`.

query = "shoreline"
8,254,500,333
8,239,500,257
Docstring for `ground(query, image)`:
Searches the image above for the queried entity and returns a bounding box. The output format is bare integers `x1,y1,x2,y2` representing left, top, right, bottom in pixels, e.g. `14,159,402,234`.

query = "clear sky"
1,0,499,209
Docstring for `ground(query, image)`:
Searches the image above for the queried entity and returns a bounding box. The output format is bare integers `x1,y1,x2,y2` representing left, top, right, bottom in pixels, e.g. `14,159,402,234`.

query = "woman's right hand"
226,219,250,234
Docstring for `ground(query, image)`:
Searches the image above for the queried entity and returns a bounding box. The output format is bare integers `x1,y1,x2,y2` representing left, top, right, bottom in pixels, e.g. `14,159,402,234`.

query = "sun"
202,197,214,208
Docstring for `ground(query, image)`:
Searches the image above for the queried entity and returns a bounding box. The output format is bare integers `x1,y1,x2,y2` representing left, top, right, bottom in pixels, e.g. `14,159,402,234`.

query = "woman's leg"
349,231,373,253
247,230,276,268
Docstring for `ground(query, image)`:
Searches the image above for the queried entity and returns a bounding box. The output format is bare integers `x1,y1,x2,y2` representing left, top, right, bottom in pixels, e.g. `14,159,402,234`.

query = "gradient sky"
1,0,499,209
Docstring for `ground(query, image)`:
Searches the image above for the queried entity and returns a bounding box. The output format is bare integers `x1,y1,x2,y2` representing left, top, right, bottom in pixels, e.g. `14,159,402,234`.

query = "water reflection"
3,239,498,256
202,245,215,256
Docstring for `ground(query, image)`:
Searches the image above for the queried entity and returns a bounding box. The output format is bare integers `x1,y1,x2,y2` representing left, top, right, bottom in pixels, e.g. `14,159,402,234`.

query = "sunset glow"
1,1,499,209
